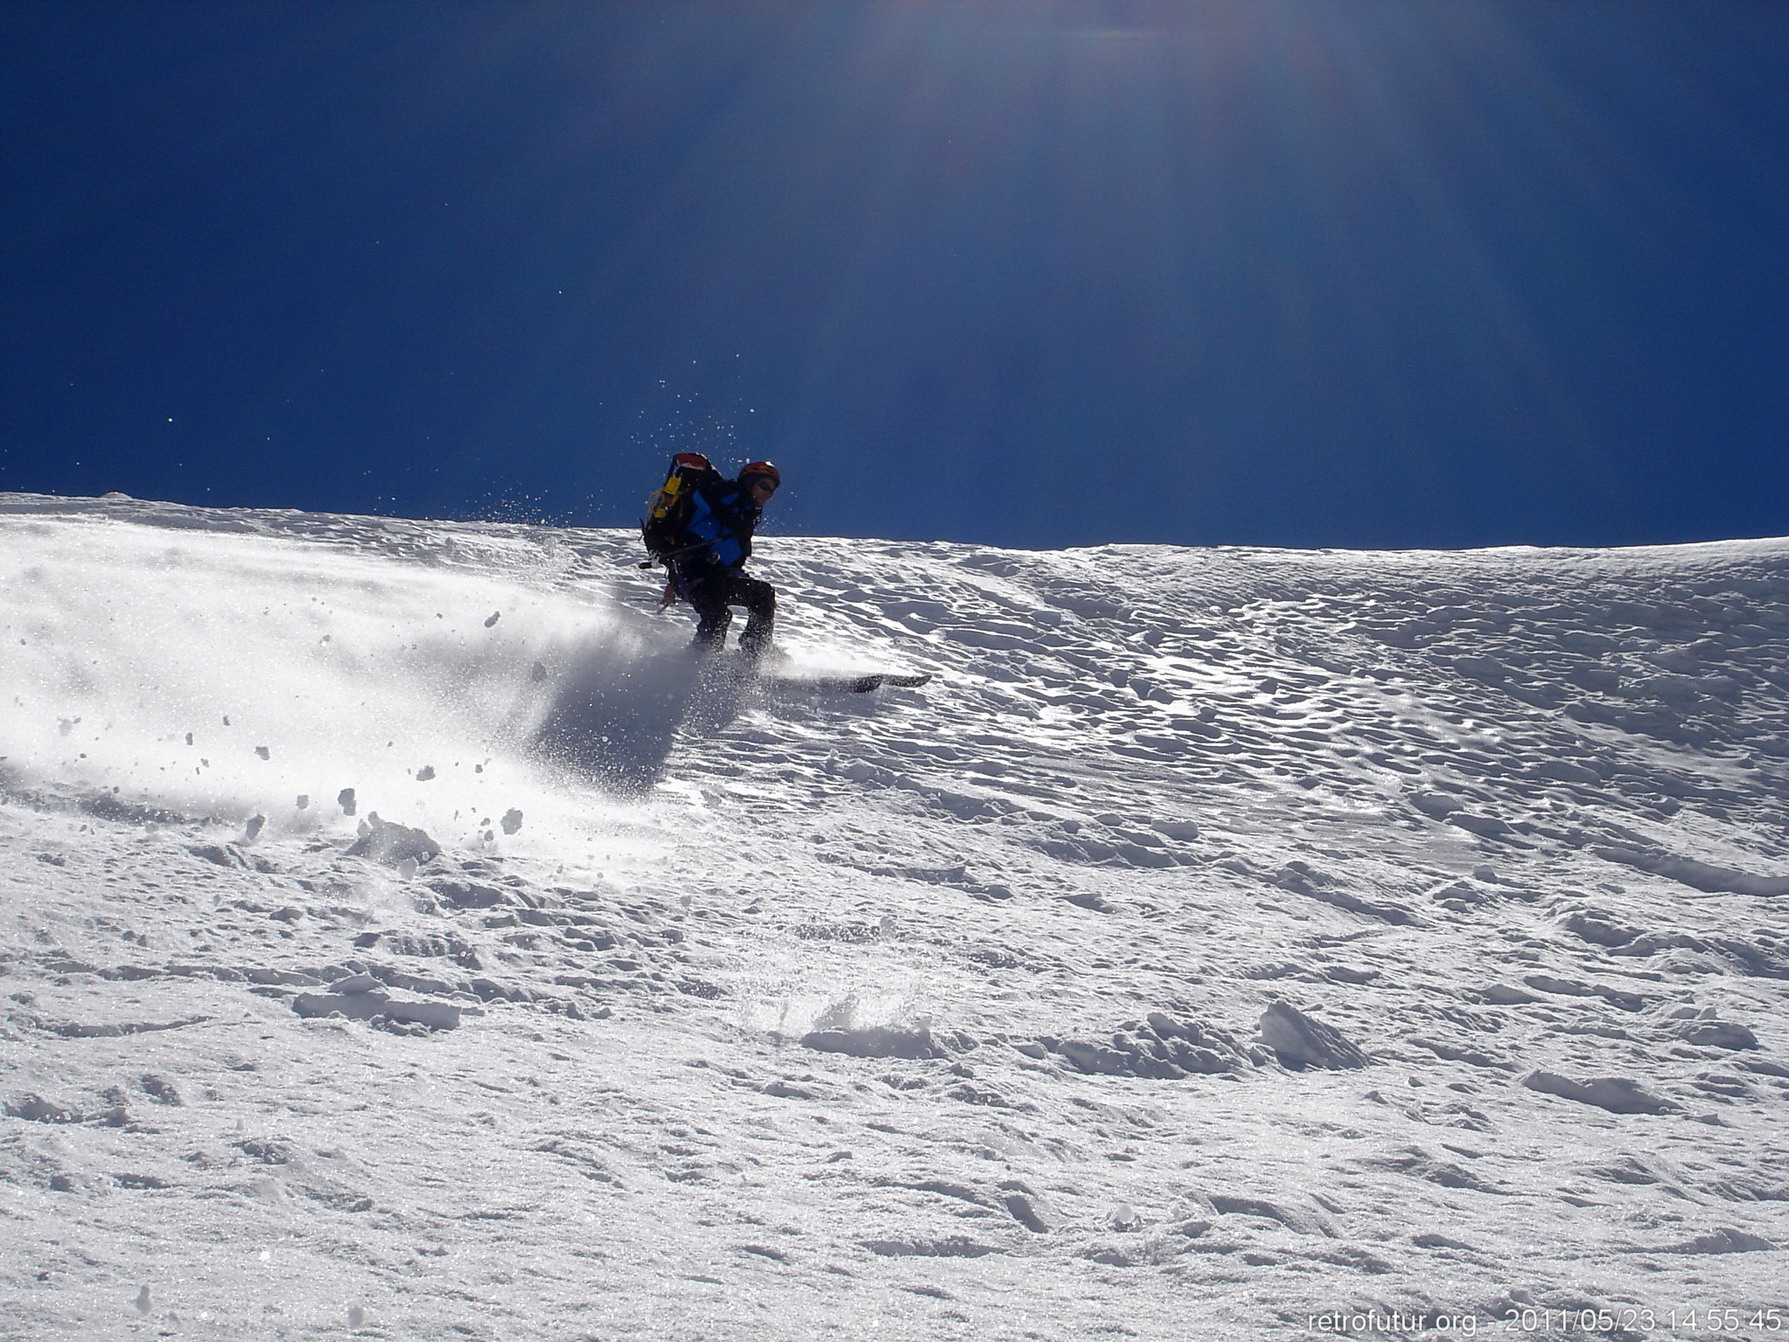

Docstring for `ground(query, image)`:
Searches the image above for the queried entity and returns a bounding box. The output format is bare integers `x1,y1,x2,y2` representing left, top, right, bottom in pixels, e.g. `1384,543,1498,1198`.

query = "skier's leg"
734,576,777,661
683,576,733,650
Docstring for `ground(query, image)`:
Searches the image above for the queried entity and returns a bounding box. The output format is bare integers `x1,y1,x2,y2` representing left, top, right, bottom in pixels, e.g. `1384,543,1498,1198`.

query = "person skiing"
662,460,781,661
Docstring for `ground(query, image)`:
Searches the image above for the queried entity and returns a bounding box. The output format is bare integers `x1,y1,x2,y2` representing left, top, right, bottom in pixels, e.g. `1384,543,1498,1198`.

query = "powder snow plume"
0,497,697,867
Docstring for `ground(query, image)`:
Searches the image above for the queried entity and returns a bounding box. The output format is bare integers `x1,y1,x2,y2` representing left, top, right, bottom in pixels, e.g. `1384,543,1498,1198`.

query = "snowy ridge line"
3,492,1789,1339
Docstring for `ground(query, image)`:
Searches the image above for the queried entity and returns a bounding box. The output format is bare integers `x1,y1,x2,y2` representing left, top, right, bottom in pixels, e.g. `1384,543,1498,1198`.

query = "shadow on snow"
532,641,747,796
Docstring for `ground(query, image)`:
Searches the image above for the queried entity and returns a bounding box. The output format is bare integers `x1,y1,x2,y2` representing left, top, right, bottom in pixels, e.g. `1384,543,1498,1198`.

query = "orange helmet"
741,460,781,489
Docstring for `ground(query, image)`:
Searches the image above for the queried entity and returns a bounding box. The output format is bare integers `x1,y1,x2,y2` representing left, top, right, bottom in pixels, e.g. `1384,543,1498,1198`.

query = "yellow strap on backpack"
647,475,683,521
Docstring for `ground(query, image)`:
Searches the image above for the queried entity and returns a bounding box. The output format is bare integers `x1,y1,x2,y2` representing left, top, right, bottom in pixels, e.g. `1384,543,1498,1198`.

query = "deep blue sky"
3,1,1786,550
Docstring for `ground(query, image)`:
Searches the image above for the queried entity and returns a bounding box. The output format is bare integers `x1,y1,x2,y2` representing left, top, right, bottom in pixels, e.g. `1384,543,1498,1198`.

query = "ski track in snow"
2,491,1788,1340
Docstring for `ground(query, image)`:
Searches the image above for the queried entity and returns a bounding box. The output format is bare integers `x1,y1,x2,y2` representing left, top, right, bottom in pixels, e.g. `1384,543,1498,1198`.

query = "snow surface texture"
3,492,1788,1341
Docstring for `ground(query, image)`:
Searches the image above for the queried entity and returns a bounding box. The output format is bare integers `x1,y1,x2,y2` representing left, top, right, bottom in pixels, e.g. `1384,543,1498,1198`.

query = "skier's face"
747,476,778,504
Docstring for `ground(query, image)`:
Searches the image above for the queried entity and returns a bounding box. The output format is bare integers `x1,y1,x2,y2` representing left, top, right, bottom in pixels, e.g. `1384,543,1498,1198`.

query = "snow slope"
3,492,1788,1341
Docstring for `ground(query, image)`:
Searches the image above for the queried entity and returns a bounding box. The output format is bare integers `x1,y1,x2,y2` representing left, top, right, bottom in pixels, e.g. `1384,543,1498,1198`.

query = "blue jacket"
678,479,762,570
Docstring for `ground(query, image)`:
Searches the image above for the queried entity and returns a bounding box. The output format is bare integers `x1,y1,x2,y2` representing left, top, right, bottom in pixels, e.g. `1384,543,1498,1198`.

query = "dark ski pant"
680,566,776,658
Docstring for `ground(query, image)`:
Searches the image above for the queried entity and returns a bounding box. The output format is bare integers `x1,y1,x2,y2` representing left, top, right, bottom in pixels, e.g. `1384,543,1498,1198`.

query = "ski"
762,672,932,695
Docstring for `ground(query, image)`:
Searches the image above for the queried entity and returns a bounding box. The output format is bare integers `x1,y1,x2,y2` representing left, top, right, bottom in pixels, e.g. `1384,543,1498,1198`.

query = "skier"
662,460,781,661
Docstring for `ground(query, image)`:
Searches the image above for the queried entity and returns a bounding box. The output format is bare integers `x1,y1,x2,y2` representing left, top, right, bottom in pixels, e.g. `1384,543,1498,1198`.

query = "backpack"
640,452,721,561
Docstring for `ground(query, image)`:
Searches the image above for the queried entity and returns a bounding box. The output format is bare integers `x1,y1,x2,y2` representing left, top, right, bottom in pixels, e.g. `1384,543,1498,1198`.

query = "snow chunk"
1676,1020,1759,1050
801,1026,944,1060
1257,1001,1368,1070
1649,1228,1777,1255
1522,1071,1678,1115
1410,791,1468,820
343,813,440,866
292,989,461,1032
1595,845,1789,898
